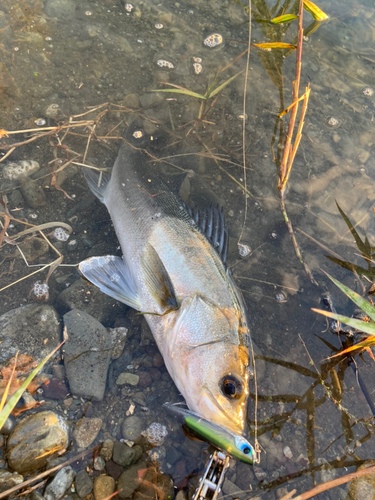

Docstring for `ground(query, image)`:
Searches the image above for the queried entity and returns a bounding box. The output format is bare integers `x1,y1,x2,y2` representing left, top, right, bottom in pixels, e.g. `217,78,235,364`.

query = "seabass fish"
79,122,251,435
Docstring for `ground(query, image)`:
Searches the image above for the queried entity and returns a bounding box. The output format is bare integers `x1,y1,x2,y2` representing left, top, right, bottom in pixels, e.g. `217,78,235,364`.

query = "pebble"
283,446,293,459
117,461,147,498
18,237,49,262
137,370,152,387
94,456,105,471
75,469,93,498
0,469,23,494
152,352,164,367
99,440,114,461
19,178,46,208
41,378,69,399
44,0,76,20
44,466,75,500
63,310,113,401
0,304,61,366
107,326,128,359
7,411,69,474
116,372,139,386
73,417,102,448
253,466,267,481
122,93,140,109
142,422,168,446
2,160,39,181
113,441,142,467
105,460,125,480
122,415,143,440
0,415,16,435
93,475,115,500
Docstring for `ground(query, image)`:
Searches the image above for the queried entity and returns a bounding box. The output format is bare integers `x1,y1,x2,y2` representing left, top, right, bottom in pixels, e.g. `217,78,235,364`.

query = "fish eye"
220,375,243,399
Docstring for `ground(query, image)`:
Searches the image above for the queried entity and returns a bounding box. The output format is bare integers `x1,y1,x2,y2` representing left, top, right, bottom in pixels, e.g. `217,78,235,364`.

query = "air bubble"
203,33,224,48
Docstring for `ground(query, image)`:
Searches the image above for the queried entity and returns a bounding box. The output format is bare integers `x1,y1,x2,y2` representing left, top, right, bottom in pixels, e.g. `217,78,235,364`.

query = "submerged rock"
93,475,115,500
19,178,46,208
75,469,93,498
121,415,143,441
0,304,61,366
0,469,23,494
117,461,147,498
112,441,142,468
44,466,75,500
2,160,39,181
73,417,102,448
7,411,69,474
63,309,112,401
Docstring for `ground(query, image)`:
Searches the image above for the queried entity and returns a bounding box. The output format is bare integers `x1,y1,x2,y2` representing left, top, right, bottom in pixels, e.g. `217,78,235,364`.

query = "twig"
0,446,99,499
281,464,375,500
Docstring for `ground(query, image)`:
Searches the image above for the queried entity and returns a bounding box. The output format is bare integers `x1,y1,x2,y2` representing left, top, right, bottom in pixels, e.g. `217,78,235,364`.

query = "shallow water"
1,0,375,498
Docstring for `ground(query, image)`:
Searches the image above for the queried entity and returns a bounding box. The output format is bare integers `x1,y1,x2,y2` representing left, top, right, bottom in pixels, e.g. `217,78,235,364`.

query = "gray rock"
93,475,115,500
57,278,124,323
0,414,16,435
44,466,75,500
75,469,93,498
63,310,112,401
19,178,46,207
0,304,61,366
3,160,39,181
117,461,147,498
121,416,143,441
44,0,76,20
116,372,139,386
7,411,69,474
166,446,182,465
0,469,23,494
73,417,102,448
107,326,128,360
222,479,246,499
139,93,163,108
18,236,49,262
113,441,142,467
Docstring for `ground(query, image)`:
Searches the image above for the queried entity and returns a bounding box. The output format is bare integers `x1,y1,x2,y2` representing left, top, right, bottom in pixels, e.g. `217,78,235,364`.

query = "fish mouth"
200,386,245,435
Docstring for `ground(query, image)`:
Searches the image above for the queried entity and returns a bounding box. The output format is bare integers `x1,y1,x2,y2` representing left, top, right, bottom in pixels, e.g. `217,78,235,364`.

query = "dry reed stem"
280,464,375,500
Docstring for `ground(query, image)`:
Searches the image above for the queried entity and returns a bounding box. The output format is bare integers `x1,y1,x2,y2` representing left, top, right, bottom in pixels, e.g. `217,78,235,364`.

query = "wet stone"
0,415,16,435
44,0,76,20
44,466,75,500
122,416,143,441
116,372,139,386
152,352,164,368
0,304,61,366
2,160,39,181
75,469,93,498
166,446,182,465
122,93,140,109
99,439,114,461
73,417,102,448
113,441,142,467
19,178,46,208
137,370,152,388
63,310,112,401
117,461,147,498
7,411,69,474
107,326,128,360
105,459,125,480
57,278,123,323
222,478,246,499
41,378,69,399
0,469,23,494
93,475,115,500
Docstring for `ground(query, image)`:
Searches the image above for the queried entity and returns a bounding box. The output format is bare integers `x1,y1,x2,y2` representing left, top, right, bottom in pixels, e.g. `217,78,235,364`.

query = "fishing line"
239,0,261,464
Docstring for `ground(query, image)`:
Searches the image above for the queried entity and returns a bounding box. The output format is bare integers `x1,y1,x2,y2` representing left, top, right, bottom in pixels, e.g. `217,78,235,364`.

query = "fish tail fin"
83,167,111,203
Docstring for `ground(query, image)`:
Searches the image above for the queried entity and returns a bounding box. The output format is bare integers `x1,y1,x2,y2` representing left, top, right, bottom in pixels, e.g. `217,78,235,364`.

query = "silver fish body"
79,122,251,434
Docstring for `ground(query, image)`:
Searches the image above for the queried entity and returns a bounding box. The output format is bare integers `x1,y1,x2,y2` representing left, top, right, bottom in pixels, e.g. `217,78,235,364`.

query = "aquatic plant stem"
277,0,317,286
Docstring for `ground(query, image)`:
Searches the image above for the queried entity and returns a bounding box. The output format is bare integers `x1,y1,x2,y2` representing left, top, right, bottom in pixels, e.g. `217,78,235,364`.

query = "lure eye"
221,375,243,399
243,446,251,455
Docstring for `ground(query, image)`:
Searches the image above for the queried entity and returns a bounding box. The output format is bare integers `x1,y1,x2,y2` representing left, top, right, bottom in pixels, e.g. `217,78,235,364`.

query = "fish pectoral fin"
141,243,178,314
83,167,111,203
78,255,141,310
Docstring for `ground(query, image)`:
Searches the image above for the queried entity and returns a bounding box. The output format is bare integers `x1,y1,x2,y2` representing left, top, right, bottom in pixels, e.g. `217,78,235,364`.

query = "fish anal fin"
78,255,141,310
141,243,178,314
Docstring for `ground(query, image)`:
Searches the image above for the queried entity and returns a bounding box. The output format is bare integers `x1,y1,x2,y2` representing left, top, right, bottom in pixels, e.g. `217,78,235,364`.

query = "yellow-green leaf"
312,309,375,337
152,89,206,99
271,14,298,24
209,70,244,99
303,0,328,21
253,42,296,50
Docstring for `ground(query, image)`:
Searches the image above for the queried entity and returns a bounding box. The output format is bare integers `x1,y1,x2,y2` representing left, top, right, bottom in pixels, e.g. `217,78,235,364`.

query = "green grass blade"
0,342,63,431
271,14,298,23
323,271,375,322
336,201,370,260
209,71,244,99
325,256,375,278
312,309,375,337
152,89,206,99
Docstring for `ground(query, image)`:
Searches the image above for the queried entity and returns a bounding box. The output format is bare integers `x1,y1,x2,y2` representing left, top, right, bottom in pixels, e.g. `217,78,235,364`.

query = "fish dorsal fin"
78,255,141,310
82,168,111,203
141,243,178,315
182,203,229,264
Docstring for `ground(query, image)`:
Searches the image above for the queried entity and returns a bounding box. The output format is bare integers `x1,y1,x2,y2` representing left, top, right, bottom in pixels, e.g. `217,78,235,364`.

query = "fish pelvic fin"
82,167,111,203
78,255,141,310
141,243,178,315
